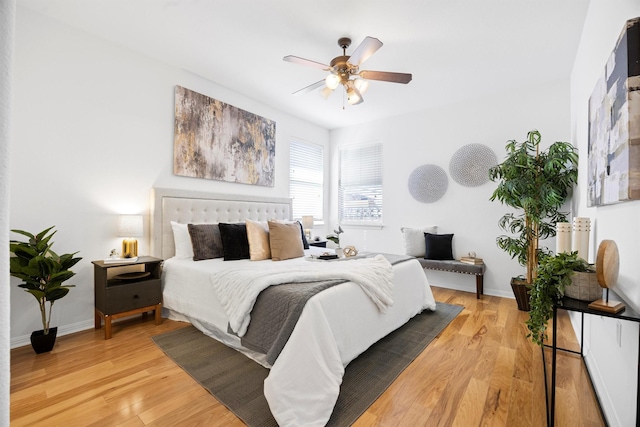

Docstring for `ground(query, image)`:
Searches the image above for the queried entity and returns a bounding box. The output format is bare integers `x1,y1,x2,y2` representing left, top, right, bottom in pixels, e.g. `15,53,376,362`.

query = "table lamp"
301,215,314,240
118,214,143,258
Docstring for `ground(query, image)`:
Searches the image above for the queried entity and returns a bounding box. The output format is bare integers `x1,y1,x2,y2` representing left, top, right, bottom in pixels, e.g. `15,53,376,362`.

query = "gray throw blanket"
240,253,414,365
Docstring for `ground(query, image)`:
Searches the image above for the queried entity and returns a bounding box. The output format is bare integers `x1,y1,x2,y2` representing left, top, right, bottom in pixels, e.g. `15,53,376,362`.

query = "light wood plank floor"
11,287,604,426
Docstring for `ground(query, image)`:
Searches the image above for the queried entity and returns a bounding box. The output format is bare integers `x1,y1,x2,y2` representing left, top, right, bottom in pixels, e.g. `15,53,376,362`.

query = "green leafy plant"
527,251,591,345
489,130,579,286
326,226,344,247
10,226,82,335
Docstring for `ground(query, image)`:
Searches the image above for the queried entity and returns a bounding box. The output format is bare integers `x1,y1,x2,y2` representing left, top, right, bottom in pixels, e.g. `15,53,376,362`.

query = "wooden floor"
10,287,605,426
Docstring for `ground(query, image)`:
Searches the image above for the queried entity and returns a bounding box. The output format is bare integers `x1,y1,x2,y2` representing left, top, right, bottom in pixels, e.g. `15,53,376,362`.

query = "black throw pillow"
424,233,454,260
218,222,250,261
297,221,310,250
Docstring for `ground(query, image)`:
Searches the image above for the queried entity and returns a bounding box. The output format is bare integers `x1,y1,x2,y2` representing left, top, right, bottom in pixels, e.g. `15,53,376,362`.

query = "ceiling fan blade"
359,70,412,84
292,80,326,95
348,36,383,67
283,55,329,70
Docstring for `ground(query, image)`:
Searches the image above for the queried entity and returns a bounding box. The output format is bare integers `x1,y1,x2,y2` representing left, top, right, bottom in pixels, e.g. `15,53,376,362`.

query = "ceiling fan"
283,36,412,106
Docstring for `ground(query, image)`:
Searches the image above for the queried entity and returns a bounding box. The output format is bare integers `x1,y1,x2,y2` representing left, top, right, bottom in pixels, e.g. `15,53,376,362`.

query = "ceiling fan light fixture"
353,78,369,94
346,81,363,105
284,36,411,107
325,74,341,90
320,86,334,99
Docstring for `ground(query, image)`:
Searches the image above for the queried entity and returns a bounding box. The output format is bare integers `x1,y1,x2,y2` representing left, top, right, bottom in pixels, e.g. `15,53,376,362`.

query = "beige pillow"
246,220,271,260
268,220,304,261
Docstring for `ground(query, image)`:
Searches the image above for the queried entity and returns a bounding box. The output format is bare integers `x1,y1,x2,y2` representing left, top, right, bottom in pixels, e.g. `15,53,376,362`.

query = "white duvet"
162,248,436,426
211,254,394,337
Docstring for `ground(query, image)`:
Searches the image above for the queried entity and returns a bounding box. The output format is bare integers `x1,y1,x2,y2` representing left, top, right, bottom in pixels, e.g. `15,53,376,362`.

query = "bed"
150,188,437,426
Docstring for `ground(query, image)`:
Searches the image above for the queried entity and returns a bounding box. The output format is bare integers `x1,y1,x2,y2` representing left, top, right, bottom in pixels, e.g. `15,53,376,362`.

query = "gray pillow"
187,223,223,261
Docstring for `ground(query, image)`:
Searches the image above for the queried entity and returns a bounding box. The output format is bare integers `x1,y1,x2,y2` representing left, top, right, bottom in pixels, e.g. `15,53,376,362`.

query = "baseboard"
430,282,514,299
10,319,95,350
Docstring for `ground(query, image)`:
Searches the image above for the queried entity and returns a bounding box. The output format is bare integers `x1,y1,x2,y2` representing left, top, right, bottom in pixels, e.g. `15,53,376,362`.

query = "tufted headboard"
150,187,292,260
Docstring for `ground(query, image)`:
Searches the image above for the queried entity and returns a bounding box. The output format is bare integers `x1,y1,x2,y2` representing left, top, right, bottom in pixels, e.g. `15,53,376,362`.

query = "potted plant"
527,251,591,345
9,226,82,353
326,226,344,247
489,130,578,311
326,226,344,256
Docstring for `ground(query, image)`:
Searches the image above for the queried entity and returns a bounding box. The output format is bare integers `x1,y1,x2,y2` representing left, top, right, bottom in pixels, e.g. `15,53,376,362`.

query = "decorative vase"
335,247,344,258
565,271,601,302
511,278,531,311
30,327,57,354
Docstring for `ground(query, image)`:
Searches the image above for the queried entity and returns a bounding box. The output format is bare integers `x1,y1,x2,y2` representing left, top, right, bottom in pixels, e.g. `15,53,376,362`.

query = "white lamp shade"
320,86,334,99
325,74,340,90
346,87,363,105
118,214,144,237
301,215,314,230
354,78,369,94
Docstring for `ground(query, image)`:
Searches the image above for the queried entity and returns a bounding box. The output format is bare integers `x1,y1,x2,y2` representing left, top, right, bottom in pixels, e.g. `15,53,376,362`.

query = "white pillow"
401,226,438,257
171,221,194,259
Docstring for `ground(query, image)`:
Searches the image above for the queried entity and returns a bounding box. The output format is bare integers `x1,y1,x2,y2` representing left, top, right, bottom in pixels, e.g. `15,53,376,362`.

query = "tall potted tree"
10,226,82,353
489,130,578,311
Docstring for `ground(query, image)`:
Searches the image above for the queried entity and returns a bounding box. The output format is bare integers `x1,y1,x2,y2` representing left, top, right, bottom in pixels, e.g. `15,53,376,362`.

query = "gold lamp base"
122,238,138,258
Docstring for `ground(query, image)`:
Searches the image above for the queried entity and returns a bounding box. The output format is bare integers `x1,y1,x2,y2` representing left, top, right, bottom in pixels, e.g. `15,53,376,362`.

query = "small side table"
309,240,327,248
92,256,163,339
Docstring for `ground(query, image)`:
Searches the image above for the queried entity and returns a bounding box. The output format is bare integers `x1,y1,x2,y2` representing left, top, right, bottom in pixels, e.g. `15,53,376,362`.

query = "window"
289,140,324,221
339,142,383,225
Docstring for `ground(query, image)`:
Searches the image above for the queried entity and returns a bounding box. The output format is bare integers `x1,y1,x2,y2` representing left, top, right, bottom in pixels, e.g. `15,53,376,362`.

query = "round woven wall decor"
408,164,448,203
449,143,498,187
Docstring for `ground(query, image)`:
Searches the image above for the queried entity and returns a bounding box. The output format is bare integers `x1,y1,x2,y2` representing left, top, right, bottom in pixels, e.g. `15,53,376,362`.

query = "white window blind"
339,142,383,225
290,140,324,221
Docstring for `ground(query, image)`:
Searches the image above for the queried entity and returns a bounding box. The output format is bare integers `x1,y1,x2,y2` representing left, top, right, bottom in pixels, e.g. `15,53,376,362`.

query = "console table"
544,297,640,426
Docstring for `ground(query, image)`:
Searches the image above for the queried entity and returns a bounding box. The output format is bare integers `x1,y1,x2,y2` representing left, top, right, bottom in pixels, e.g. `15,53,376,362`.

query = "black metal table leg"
551,304,558,426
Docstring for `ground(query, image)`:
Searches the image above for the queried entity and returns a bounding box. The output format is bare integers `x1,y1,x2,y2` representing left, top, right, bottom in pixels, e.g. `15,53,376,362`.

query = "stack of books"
460,256,483,265
103,256,139,264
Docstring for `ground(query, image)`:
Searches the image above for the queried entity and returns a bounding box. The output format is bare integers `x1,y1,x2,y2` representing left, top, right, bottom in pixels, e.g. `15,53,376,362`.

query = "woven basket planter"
511,278,531,311
565,271,601,302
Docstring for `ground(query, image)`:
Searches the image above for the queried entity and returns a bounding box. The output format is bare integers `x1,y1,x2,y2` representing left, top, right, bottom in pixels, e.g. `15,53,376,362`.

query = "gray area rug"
152,302,463,426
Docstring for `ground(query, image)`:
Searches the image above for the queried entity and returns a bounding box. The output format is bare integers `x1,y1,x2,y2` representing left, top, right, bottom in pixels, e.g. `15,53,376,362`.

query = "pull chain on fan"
283,36,412,106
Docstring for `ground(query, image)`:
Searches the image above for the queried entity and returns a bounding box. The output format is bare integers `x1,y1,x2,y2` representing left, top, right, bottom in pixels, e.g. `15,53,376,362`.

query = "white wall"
329,79,572,297
9,7,329,346
1,0,16,424
570,1,640,426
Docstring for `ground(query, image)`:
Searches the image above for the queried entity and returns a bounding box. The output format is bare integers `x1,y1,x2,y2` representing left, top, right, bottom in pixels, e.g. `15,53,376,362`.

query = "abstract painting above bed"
173,86,276,186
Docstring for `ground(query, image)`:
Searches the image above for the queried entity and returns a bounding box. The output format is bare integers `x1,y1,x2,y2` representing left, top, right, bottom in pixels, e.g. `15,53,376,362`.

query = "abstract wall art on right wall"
587,17,640,206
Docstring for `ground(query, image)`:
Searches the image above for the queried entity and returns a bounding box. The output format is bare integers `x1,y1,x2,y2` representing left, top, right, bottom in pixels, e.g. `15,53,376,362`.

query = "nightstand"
309,240,327,248
92,256,163,339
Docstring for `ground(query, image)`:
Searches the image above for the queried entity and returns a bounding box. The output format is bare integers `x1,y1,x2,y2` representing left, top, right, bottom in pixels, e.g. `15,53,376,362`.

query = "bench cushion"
417,258,485,275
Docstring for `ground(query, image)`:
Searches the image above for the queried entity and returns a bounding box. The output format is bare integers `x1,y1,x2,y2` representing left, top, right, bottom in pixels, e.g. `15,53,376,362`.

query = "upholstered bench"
416,258,485,299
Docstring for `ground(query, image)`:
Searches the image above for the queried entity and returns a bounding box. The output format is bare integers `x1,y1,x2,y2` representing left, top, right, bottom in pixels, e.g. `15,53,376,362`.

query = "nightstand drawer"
104,279,162,314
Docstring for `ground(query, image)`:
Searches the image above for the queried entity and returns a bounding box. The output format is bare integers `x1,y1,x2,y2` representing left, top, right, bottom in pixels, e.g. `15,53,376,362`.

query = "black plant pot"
511,278,531,312
30,327,57,354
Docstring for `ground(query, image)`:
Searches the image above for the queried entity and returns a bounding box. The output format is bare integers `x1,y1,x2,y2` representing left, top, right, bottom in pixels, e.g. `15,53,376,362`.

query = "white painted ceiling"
19,0,591,130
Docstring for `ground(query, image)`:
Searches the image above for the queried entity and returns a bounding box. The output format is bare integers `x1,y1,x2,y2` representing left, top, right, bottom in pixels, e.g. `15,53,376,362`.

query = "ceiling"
19,0,591,130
